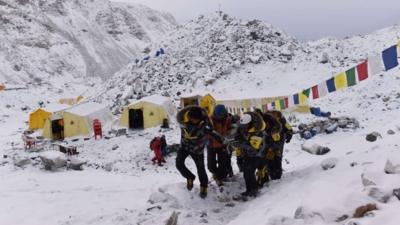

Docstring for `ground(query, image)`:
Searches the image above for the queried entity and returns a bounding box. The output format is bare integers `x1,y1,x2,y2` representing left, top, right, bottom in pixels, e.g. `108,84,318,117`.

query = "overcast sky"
112,0,400,40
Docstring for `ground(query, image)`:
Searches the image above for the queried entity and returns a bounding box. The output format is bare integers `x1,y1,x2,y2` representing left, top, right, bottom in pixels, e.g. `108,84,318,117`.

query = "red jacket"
208,115,233,148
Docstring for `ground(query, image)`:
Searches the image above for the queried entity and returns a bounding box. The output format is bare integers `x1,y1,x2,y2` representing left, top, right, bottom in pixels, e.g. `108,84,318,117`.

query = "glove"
204,125,212,134
285,135,292,143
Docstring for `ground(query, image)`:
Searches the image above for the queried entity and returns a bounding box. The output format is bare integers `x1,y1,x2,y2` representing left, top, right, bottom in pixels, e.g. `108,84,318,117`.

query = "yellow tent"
42,102,112,139
120,95,176,129
180,93,216,116
199,94,216,116
180,95,203,108
29,104,70,130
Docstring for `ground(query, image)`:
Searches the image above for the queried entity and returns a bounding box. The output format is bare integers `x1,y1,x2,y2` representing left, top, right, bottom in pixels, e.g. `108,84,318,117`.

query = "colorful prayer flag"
302,88,311,98
293,94,299,105
317,82,328,98
382,45,399,71
284,98,289,108
326,78,336,92
288,95,295,107
299,92,308,105
334,72,348,90
311,85,319,99
356,61,368,81
368,55,384,76
345,68,357,86
274,100,281,110
279,99,285,109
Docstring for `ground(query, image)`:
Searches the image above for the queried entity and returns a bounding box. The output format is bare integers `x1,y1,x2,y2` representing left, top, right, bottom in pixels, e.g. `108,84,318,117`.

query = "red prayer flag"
284,98,289,108
357,61,368,81
311,85,319,99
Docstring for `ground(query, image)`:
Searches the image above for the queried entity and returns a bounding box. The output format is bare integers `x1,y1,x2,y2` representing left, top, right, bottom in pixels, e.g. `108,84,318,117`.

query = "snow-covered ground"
1,5,400,225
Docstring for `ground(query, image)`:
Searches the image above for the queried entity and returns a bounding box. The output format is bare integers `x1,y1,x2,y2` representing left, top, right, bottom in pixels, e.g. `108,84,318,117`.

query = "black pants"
207,147,229,180
242,157,265,192
267,144,284,180
176,149,208,187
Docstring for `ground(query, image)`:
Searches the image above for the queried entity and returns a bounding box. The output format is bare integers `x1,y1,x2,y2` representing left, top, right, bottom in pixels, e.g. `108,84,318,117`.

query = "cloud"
112,0,400,40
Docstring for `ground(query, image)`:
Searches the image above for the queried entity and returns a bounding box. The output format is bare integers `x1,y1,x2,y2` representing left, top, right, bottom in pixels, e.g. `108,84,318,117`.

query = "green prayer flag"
302,88,311,98
279,99,285,109
345,68,357,86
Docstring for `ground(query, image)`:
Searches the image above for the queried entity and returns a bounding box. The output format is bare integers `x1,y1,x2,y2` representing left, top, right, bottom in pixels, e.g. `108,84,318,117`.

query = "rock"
14,157,31,167
368,187,391,203
148,191,181,208
39,151,67,170
165,211,179,225
353,203,377,218
393,188,400,200
301,141,330,155
361,173,377,187
112,145,119,150
384,152,400,174
321,157,338,170
146,205,162,211
387,129,395,135
335,214,349,222
294,206,324,221
67,159,86,170
104,163,113,172
366,132,381,142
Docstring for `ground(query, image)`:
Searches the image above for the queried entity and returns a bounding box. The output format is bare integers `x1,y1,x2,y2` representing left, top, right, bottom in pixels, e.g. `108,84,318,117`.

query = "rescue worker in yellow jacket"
233,112,271,197
269,110,293,180
176,106,221,198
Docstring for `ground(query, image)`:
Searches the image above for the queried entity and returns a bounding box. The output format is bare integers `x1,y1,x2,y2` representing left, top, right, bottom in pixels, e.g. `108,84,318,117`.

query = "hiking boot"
241,189,257,197
199,186,208,199
186,178,194,191
213,174,223,187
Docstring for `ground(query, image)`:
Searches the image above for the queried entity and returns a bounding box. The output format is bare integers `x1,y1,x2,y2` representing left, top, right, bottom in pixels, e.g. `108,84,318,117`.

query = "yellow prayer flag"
299,92,308,105
274,100,281,110
334,72,348,90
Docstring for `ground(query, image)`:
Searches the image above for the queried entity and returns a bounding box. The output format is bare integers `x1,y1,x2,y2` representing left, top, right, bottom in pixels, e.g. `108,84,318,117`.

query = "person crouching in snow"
150,136,165,166
176,106,221,199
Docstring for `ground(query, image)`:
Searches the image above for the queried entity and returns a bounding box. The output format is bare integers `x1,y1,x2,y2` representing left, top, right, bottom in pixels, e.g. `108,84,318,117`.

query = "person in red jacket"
207,104,237,186
150,136,165,166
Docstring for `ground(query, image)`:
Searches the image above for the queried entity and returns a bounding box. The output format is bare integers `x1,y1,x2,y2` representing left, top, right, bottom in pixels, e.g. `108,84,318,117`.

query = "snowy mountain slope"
97,12,400,112
1,10,400,225
0,0,177,84
97,12,304,110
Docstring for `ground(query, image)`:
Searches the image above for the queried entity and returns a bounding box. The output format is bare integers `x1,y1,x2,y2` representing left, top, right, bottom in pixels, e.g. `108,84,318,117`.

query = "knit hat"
213,104,227,119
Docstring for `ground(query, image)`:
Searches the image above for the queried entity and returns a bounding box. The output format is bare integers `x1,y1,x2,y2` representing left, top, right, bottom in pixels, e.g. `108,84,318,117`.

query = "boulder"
294,206,324,221
165,211,179,225
366,132,381,142
368,187,391,203
384,152,400,174
67,159,86,170
353,203,377,218
301,141,330,155
393,188,400,200
361,172,379,187
321,157,338,170
387,129,395,135
13,157,31,167
39,151,67,170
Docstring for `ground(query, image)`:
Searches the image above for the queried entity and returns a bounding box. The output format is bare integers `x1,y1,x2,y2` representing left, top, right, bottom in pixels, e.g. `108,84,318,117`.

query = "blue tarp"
160,48,165,54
